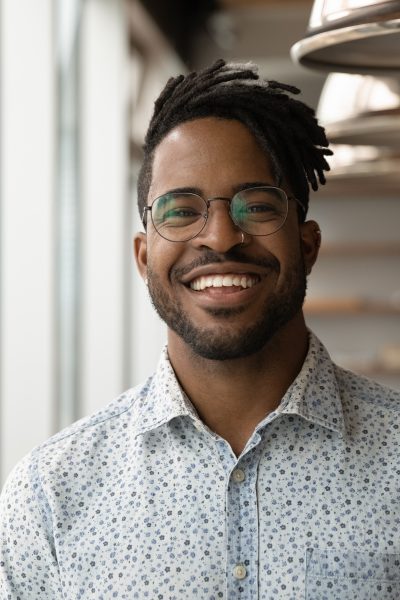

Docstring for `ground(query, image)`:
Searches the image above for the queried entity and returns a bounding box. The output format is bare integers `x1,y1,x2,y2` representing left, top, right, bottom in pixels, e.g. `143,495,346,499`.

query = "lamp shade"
317,73,400,145
291,0,400,74
319,143,400,196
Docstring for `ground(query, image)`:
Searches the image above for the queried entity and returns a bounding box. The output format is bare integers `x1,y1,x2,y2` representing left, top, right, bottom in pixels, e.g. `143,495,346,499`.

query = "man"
1,60,400,599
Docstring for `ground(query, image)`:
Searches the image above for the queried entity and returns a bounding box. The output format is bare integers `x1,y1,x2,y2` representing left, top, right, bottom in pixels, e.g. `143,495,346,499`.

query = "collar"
275,331,345,435
133,331,345,438
132,347,199,438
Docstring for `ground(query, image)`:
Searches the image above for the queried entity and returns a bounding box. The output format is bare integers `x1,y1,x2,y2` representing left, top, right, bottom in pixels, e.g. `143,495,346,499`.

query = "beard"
146,249,307,361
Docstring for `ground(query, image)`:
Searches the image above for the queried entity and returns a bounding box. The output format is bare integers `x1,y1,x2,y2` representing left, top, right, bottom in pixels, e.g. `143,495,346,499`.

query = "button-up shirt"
1,332,400,599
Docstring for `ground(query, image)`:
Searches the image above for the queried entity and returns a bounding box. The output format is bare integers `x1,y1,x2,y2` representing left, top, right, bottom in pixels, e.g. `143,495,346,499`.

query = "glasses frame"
142,186,306,243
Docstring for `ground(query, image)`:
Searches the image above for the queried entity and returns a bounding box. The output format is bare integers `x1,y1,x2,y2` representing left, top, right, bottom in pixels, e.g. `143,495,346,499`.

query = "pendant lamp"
291,0,400,73
317,72,400,145
319,143,400,196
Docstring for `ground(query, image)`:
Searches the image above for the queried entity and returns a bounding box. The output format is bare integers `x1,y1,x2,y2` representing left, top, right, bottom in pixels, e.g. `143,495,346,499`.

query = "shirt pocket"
305,548,400,600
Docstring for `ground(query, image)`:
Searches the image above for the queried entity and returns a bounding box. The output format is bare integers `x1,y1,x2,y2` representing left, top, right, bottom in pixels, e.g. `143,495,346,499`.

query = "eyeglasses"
142,186,306,243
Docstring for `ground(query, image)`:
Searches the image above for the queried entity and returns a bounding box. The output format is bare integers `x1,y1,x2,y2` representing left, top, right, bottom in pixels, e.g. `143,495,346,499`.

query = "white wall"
0,0,55,480
80,0,129,418
0,0,134,484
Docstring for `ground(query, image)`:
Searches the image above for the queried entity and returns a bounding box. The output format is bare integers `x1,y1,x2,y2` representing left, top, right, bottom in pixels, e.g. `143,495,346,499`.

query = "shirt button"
233,564,247,579
232,468,245,483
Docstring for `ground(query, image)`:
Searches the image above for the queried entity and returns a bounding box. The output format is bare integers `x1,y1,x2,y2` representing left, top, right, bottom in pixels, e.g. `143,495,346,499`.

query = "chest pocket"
305,548,400,600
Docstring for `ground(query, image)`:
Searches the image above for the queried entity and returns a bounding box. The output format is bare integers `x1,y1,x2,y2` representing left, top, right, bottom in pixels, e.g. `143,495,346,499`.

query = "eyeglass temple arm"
142,206,151,229
290,195,306,216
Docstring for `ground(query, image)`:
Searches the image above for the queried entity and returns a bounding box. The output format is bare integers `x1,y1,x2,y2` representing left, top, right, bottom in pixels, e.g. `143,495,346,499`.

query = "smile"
189,273,260,291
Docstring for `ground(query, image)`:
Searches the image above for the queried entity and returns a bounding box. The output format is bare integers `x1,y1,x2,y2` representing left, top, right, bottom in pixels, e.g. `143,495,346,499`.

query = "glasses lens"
151,193,206,241
231,187,288,235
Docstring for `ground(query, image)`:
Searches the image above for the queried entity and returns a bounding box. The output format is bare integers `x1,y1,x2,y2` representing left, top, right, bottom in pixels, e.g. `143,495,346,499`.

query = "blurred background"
1,0,400,484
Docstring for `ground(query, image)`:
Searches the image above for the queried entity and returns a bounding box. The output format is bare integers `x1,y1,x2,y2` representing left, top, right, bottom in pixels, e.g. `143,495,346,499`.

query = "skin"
134,117,321,456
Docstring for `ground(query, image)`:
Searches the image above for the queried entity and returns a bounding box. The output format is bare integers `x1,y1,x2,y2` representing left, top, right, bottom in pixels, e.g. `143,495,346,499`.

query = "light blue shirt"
1,332,400,599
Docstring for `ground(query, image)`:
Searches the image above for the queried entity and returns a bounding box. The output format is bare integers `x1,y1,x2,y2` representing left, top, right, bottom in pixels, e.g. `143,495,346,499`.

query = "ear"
133,232,148,281
299,220,321,276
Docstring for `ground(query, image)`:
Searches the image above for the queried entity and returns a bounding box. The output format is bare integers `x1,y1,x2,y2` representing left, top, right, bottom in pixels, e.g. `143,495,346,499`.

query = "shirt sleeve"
0,450,63,598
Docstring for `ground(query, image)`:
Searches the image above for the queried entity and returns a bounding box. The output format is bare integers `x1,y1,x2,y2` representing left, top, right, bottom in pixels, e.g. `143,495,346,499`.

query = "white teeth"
189,273,258,291
223,275,233,287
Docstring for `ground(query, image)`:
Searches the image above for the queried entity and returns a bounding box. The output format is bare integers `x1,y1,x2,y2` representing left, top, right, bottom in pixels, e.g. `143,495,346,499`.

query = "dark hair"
137,59,332,221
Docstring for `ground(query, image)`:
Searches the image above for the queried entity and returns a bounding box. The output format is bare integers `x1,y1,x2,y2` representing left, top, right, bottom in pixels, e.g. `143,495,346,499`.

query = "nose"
191,198,243,252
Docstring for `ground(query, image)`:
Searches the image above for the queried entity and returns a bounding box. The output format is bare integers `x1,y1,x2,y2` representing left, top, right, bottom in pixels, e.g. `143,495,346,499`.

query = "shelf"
304,298,400,315
339,364,400,378
359,368,400,377
318,243,400,256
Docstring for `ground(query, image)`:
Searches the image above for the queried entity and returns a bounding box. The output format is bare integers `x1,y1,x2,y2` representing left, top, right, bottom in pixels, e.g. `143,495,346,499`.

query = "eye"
246,203,277,213
164,207,201,218
155,202,205,229
237,201,282,222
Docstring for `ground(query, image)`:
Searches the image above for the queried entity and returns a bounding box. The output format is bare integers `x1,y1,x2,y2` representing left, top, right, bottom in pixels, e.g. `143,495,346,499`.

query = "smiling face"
135,117,320,360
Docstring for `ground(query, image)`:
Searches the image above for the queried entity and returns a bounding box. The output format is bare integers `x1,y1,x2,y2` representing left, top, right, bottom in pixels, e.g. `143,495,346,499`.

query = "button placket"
226,453,260,597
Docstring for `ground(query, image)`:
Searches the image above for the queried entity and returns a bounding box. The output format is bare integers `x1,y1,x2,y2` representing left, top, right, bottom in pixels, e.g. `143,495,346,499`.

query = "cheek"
276,222,303,259
147,238,179,281
268,236,304,284
258,229,301,265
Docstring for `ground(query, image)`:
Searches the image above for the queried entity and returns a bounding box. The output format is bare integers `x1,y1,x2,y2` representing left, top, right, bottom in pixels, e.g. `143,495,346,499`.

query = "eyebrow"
159,187,203,197
232,181,276,194
158,182,276,198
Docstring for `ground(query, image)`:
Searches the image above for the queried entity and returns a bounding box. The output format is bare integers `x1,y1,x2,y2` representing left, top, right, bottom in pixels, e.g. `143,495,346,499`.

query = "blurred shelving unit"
306,193,400,391
289,0,400,390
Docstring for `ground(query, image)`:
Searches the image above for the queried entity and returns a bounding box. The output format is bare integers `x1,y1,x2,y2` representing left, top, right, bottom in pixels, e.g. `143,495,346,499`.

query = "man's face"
135,117,319,360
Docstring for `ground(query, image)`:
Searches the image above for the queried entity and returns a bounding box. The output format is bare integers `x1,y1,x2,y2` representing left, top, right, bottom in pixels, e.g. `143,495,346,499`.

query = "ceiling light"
291,0,400,73
317,72,400,145
319,143,400,196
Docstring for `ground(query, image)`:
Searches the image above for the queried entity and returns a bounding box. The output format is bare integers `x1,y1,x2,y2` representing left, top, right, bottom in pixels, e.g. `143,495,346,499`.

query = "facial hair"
146,248,307,361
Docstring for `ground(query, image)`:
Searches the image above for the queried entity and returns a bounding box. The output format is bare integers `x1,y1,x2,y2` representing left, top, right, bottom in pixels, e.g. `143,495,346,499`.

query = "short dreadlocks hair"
137,59,332,221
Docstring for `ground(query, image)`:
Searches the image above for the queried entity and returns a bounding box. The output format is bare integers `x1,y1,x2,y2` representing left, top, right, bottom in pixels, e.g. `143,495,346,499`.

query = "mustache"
173,249,280,280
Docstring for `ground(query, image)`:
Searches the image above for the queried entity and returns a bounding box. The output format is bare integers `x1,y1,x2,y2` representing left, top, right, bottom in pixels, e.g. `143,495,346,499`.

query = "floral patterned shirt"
1,332,400,599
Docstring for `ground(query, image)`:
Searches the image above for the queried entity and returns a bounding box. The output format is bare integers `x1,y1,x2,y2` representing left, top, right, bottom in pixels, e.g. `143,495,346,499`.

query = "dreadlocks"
137,59,332,220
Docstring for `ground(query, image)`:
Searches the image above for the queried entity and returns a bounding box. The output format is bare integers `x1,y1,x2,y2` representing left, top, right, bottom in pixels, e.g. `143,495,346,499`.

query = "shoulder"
334,363,400,416
1,376,155,499
43,378,153,450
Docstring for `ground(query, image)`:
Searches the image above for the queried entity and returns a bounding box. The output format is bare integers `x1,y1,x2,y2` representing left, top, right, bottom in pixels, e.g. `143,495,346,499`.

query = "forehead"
149,117,275,199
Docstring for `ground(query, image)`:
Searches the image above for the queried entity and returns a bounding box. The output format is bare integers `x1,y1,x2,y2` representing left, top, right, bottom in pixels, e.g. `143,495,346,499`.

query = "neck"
167,314,309,456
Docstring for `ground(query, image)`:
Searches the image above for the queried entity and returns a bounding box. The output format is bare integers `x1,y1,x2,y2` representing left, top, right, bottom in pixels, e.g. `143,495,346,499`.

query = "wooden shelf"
361,369,400,377
304,298,400,315
318,243,400,256
221,0,311,6
340,364,400,378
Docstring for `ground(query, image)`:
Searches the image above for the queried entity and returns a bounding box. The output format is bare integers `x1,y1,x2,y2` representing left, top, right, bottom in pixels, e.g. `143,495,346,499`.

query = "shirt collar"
133,347,198,437
133,331,345,438
275,331,345,435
